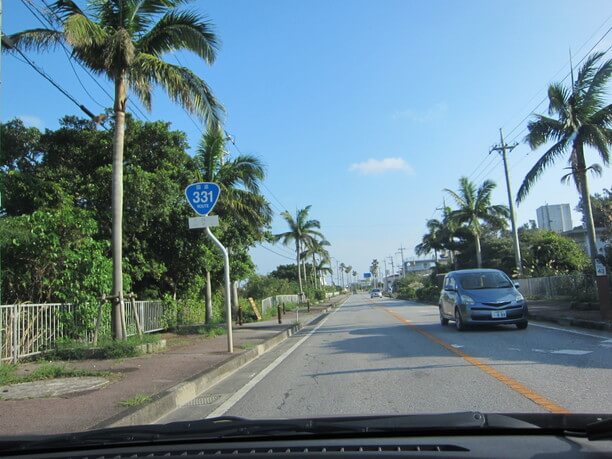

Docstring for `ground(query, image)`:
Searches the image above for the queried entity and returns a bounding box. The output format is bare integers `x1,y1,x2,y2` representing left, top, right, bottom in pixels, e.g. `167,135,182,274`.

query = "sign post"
185,182,233,353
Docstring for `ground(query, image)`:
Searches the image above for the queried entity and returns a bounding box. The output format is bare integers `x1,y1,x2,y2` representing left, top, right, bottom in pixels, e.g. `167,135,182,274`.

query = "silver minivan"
439,269,528,331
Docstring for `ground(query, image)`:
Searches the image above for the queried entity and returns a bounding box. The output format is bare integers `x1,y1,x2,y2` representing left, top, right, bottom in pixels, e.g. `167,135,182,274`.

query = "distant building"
562,227,608,258
536,204,573,233
403,259,436,274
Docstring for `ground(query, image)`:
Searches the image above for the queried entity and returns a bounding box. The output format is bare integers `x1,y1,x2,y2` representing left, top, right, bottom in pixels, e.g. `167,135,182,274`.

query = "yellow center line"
381,305,569,414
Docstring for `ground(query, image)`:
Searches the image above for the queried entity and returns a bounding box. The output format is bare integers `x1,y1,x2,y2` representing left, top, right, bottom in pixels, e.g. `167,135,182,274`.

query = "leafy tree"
445,177,509,268
7,0,223,338
519,52,612,265
520,229,590,276
243,275,298,301
274,206,323,296
576,188,612,241
2,204,114,334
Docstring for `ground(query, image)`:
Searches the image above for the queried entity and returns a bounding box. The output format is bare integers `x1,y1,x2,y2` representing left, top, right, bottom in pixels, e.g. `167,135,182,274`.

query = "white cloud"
17,115,44,130
349,157,414,175
392,102,448,123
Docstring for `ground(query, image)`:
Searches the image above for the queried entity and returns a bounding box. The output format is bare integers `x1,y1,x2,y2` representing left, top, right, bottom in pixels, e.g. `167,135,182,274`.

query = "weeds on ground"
240,342,256,350
0,362,110,385
119,393,152,407
50,334,161,360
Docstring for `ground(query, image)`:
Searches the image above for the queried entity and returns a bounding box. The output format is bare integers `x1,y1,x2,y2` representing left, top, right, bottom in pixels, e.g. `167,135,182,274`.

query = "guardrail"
1,301,165,363
260,291,340,315
516,274,595,299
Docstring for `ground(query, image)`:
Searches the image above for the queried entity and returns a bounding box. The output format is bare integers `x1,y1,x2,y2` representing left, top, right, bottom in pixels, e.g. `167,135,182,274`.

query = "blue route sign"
364,272,372,279
185,182,220,216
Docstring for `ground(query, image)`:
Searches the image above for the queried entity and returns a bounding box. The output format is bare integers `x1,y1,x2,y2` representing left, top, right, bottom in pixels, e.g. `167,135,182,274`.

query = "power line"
257,243,295,261
4,37,104,125
24,0,150,121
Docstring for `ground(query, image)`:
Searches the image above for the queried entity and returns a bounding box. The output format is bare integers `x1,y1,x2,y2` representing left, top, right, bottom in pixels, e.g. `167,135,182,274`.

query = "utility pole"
387,256,395,277
383,259,388,291
490,128,523,276
397,245,407,277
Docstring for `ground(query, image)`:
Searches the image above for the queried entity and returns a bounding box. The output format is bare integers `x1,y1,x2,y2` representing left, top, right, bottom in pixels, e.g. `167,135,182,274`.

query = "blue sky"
2,0,611,277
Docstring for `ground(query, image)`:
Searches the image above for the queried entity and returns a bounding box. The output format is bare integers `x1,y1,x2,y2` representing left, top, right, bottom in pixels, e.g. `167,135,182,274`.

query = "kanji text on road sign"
188,215,220,229
185,182,220,216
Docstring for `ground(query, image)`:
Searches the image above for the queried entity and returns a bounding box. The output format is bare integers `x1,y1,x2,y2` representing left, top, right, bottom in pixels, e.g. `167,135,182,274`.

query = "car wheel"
516,321,528,330
454,308,465,331
439,307,449,326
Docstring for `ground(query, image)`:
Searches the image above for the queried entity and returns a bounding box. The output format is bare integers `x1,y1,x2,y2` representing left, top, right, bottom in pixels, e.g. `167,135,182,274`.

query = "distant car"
370,288,383,298
439,269,528,331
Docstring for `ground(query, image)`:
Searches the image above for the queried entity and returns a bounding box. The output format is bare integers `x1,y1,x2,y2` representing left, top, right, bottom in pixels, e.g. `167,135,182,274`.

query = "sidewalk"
0,295,348,436
528,299,612,331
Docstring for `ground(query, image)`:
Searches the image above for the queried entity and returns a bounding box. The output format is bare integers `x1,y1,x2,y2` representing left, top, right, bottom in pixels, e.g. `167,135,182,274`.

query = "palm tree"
369,259,379,287
195,124,271,321
303,237,330,288
518,52,612,263
415,218,445,262
339,262,346,287
316,259,333,286
275,206,323,298
445,177,509,268
7,1,222,338
345,265,352,288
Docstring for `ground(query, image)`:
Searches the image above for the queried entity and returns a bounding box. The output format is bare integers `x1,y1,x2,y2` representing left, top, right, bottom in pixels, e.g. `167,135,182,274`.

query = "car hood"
461,287,517,303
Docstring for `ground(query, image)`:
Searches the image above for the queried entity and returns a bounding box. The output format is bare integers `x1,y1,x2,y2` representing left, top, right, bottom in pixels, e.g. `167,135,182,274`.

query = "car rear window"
456,272,512,290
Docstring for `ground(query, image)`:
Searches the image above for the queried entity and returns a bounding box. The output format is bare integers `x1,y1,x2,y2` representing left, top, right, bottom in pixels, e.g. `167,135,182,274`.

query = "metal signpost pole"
185,182,233,353
205,226,233,353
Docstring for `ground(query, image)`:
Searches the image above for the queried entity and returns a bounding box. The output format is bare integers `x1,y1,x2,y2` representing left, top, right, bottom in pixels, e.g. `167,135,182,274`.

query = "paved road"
160,294,612,422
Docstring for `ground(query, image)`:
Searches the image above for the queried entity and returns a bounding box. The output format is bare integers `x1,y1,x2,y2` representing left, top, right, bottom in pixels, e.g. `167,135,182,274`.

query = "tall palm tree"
345,265,352,288
415,218,445,262
7,0,222,338
339,262,346,287
316,258,333,286
445,177,509,268
195,124,271,321
275,206,323,298
518,52,612,262
303,237,330,288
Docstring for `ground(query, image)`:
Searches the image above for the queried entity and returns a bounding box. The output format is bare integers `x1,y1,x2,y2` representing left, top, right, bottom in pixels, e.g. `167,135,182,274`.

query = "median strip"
382,307,569,414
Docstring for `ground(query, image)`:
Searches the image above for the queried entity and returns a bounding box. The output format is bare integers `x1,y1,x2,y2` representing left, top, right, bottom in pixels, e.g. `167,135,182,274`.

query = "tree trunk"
576,145,599,261
205,270,212,324
475,233,483,268
296,240,303,295
312,253,318,288
232,281,239,318
111,73,127,340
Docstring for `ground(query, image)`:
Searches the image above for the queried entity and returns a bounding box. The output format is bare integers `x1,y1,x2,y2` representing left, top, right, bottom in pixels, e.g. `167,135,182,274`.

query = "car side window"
448,277,456,290
443,276,450,289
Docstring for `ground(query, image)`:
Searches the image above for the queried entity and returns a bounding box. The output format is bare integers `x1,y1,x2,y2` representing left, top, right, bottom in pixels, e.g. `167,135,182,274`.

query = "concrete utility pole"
387,256,395,277
490,128,523,276
397,245,407,277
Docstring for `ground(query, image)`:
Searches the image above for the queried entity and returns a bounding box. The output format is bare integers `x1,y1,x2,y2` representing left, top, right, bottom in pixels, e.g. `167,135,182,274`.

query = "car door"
441,276,452,315
442,276,458,315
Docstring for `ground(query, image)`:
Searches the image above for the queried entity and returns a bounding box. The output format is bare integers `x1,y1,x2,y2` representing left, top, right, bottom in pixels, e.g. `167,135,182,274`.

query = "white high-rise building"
536,204,573,233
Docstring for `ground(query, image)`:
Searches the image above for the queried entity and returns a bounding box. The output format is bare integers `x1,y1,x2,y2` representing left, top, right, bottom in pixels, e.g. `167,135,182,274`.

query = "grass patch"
240,342,256,350
50,334,161,361
195,325,226,338
0,362,110,386
119,393,152,407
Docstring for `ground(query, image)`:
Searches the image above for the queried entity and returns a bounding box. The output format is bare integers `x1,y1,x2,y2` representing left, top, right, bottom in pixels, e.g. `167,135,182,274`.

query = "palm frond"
581,124,610,166
547,83,570,119
524,115,565,149
130,53,223,124
574,51,605,95
4,29,64,53
137,10,218,63
516,137,570,203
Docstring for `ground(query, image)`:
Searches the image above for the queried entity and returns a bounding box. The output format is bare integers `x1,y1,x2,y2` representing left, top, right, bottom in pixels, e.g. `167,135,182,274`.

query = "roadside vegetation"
0,362,110,386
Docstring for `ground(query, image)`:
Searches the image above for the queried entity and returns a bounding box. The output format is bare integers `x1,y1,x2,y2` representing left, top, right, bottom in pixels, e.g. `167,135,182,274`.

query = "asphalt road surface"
160,293,612,422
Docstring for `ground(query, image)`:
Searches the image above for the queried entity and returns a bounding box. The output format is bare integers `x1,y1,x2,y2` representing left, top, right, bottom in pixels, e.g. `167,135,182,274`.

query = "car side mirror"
514,282,520,289
444,287,455,292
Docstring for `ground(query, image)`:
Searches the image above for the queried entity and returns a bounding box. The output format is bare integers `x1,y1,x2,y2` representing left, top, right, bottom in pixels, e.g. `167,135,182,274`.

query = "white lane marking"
532,348,592,355
530,322,612,340
206,298,347,418
551,349,592,355
509,347,521,351
450,344,463,348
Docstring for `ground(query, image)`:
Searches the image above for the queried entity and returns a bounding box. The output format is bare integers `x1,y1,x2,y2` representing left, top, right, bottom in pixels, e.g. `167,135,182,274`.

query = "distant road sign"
185,182,220,216
188,215,220,229
364,272,372,278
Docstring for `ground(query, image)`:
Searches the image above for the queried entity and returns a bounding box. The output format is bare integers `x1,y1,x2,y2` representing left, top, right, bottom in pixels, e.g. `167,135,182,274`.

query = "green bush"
50,334,160,360
415,285,440,303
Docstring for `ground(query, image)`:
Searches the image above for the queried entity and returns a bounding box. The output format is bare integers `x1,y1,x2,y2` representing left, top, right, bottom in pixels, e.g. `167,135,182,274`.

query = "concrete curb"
528,312,612,332
96,297,348,428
